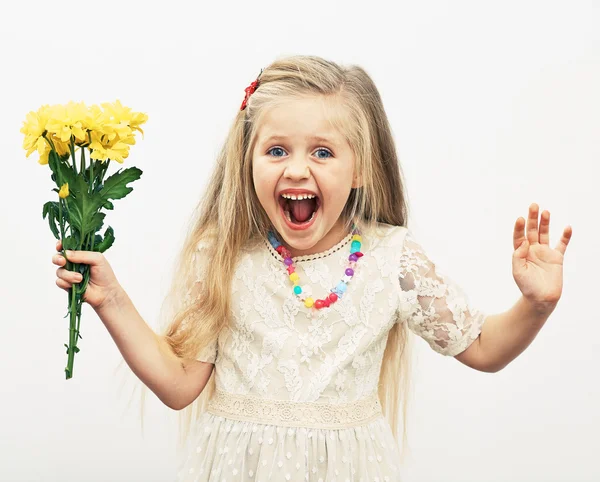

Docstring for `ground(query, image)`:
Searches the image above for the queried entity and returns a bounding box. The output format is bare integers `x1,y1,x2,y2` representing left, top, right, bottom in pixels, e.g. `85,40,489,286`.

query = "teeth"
281,193,316,200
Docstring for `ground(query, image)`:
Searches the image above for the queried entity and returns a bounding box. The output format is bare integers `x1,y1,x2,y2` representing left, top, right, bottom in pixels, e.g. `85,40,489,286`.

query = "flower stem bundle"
21,100,148,379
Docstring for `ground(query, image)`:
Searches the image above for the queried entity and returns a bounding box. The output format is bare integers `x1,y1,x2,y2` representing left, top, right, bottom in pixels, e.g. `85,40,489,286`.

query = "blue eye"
266,147,333,159
268,147,286,157
315,148,332,159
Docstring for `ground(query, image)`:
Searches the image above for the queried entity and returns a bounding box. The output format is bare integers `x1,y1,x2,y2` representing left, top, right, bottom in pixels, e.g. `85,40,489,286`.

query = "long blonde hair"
114,54,414,462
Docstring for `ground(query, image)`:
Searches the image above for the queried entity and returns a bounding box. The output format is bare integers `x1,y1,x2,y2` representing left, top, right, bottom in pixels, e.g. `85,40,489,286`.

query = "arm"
96,288,214,410
456,296,555,372
456,203,571,372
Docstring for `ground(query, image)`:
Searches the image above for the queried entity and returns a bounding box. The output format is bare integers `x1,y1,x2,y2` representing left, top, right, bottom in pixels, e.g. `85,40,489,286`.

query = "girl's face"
252,95,360,257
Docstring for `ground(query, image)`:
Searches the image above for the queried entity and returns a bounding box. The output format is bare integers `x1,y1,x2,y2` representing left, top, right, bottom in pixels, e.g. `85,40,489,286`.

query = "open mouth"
278,193,321,226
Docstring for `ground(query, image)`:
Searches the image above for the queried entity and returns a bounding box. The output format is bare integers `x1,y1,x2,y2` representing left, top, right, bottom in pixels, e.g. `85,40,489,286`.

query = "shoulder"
363,222,409,250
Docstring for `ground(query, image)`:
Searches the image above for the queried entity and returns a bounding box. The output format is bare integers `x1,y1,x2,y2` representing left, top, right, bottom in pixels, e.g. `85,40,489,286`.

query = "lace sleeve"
183,240,218,364
397,230,487,356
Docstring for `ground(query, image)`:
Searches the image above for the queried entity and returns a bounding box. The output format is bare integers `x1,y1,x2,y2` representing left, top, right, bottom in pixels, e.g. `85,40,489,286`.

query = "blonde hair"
115,54,414,463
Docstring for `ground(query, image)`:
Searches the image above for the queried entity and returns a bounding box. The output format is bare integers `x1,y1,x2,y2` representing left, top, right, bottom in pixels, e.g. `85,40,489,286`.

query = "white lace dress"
176,223,487,482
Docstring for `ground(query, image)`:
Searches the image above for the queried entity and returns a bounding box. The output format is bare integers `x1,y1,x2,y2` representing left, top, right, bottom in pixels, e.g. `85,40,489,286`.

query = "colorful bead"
267,225,362,311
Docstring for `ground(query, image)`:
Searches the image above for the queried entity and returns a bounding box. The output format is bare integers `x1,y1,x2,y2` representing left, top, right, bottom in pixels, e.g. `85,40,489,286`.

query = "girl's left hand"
512,203,573,312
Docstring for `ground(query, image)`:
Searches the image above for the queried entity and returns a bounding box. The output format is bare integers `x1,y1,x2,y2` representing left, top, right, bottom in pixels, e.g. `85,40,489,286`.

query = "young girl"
52,55,572,481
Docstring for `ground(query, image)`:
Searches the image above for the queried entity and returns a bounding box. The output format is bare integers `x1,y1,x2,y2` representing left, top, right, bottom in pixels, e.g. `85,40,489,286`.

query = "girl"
52,55,572,481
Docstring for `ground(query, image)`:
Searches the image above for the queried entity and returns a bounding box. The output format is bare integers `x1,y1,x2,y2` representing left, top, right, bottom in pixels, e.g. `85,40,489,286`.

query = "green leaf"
95,226,115,253
102,200,114,210
64,175,107,238
42,201,61,239
99,166,143,204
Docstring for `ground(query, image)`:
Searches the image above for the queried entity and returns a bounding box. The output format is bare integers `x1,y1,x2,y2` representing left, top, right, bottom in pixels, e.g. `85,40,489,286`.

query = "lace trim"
207,390,383,429
263,231,354,264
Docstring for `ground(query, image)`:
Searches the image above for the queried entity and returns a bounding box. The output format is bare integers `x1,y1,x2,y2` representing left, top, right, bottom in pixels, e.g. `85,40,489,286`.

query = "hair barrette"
240,69,263,111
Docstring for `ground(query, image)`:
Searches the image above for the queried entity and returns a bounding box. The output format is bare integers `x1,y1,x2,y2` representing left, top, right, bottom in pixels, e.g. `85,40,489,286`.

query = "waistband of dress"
206,389,383,429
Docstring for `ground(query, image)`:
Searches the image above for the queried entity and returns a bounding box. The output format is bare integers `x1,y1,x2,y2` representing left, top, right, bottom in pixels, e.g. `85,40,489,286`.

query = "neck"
277,220,353,258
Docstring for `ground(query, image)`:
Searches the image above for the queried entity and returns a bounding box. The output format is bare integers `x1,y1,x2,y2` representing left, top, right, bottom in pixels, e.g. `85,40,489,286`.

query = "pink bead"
355,252,364,258
315,299,325,309
328,293,338,303
286,265,295,274
323,298,331,307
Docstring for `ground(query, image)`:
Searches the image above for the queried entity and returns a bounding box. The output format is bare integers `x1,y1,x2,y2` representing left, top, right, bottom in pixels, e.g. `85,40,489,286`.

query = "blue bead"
351,241,361,249
336,282,347,293
293,285,302,295
350,246,359,254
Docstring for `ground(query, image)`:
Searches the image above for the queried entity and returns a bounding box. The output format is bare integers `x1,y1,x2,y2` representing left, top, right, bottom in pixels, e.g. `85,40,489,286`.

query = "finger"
64,250,101,265
53,254,66,266
57,267,83,283
554,225,573,256
526,203,540,245
513,216,526,251
56,239,62,251
539,210,550,245
56,277,74,291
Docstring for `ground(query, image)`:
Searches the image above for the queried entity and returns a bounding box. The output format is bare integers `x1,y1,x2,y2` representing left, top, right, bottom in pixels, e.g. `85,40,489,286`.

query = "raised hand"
512,203,572,312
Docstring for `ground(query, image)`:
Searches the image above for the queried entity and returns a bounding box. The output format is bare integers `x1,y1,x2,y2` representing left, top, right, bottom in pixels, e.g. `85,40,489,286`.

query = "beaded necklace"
267,224,364,310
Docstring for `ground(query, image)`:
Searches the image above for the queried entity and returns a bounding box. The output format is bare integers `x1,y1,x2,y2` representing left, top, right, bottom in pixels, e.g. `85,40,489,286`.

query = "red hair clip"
240,69,263,111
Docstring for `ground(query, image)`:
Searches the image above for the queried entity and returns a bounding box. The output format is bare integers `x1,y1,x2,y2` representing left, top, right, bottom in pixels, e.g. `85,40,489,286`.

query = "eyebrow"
261,134,338,145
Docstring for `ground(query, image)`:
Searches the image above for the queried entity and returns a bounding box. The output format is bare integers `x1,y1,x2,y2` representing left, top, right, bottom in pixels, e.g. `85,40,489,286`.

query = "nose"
283,154,310,180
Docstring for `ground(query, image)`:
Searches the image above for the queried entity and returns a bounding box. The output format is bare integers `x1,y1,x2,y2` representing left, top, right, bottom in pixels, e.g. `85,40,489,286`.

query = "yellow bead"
289,272,299,283
352,234,362,242
304,297,314,308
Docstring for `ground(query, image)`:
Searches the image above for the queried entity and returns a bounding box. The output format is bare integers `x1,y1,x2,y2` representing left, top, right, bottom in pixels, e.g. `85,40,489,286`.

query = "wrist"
96,284,126,314
521,295,557,318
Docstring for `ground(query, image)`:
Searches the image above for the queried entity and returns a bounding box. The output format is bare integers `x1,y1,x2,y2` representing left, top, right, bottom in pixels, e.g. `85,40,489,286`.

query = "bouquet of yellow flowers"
20,100,147,379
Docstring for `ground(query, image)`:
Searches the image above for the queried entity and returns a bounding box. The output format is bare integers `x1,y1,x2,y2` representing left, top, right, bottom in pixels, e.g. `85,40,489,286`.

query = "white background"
1,0,597,480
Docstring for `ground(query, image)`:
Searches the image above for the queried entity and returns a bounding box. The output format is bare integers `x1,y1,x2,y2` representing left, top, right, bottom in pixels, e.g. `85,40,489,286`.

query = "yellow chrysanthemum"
101,99,148,138
20,104,51,158
45,101,88,144
58,182,69,198
37,142,51,165
89,131,133,164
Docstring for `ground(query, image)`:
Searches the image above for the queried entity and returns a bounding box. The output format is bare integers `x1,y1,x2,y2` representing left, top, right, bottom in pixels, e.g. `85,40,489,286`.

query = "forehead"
255,95,348,146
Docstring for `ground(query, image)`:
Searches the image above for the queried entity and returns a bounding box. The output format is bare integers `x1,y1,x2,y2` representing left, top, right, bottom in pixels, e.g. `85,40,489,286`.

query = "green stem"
69,137,77,176
89,148,94,193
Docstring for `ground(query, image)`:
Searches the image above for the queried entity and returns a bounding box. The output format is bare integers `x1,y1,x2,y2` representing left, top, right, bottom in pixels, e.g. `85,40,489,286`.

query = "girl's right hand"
52,239,123,311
